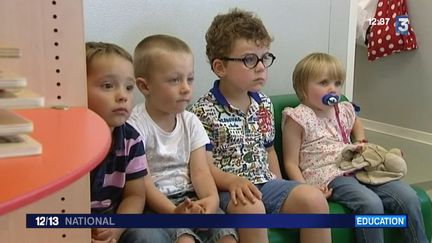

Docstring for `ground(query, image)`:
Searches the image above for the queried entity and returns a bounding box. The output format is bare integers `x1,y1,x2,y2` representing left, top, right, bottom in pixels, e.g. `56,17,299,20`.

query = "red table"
0,108,111,214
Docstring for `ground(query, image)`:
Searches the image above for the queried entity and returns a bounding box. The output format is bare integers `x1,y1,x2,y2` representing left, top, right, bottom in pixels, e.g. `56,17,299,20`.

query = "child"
189,9,331,243
86,42,166,243
282,52,428,243
128,35,238,243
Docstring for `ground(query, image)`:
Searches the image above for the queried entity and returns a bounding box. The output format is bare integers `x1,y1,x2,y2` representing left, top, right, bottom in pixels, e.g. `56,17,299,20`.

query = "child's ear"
136,77,150,96
211,59,225,78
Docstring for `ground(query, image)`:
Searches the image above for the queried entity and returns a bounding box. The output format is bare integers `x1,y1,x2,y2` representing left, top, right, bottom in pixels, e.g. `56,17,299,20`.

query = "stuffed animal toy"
337,143,407,185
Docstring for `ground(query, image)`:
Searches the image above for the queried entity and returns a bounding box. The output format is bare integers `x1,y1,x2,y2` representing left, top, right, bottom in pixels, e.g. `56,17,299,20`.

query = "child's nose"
328,84,337,93
255,59,266,71
116,88,129,102
180,80,191,93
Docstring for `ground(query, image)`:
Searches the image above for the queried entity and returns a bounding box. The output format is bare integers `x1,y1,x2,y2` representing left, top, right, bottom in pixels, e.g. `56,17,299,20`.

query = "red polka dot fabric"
367,0,417,61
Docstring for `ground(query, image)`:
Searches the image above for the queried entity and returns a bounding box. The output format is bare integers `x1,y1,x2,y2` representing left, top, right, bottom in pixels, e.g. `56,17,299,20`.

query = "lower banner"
26,214,406,228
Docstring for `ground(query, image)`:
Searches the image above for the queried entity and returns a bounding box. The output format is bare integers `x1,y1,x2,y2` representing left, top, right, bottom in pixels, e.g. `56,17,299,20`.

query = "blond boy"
128,35,237,243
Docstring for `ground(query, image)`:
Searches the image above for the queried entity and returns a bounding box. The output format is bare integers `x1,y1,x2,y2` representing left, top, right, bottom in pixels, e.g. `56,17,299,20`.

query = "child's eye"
170,78,180,83
243,55,257,66
335,81,342,87
187,77,194,84
319,80,328,86
126,84,135,92
101,82,114,89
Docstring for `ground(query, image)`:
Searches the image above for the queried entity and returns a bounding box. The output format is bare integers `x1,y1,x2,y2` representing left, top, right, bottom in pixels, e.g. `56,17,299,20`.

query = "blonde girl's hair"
292,52,345,102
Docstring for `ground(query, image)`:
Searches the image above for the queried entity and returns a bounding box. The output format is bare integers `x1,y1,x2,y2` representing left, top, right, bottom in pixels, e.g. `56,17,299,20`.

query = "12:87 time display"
368,17,390,25
35,216,59,226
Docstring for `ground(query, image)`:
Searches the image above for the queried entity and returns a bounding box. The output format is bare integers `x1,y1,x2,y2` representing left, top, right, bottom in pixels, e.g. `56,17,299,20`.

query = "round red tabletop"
0,107,111,214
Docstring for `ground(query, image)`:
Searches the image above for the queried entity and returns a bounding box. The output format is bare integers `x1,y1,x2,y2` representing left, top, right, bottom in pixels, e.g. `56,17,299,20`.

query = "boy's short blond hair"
292,52,345,102
205,8,273,69
85,42,132,74
134,34,191,79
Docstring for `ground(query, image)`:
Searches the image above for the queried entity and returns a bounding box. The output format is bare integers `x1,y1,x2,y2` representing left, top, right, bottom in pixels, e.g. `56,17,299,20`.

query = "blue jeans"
119,228,172,243
329,175,428,243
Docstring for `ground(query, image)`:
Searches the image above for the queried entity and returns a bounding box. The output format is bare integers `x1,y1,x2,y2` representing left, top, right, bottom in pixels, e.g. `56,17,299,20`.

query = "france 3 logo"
395,15,409,36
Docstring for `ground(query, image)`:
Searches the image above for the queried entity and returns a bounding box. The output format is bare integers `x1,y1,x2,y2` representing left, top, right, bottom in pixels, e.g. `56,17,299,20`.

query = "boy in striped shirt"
86,42,165,243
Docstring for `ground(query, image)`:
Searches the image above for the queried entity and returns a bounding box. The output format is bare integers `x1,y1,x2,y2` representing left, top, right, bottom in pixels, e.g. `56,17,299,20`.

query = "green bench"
268,94,432,243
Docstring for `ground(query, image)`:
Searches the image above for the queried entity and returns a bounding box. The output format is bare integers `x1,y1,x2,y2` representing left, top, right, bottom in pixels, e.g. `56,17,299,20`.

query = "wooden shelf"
1,0,92,241
0,89,44,109
0,107,111,215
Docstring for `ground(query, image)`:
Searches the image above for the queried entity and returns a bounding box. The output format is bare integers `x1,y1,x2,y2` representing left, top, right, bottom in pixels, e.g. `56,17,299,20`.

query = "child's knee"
216,234,238,243
227,200,266,214
176,233,196,243
360,194,384,213
283,185,329,213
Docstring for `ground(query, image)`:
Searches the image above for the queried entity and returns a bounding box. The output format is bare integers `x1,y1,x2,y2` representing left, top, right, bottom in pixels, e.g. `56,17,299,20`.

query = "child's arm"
206,152,262,205
266,145,282,178
190,146,219,214
351,117,367,143
282,116,307,183
93,177,146,242
143,175,176,213
283,116,333,198
91,228,117,243
118,177,146,213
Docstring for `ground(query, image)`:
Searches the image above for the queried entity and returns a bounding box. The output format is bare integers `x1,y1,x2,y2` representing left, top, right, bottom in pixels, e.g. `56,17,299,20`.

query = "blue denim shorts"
143,193,237,242
162,207,237,243
219,178,300,213
168,227,237,243
121,227,237,243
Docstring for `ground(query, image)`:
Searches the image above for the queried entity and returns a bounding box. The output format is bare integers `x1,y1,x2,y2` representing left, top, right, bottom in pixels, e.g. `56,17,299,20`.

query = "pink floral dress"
282,102,356,186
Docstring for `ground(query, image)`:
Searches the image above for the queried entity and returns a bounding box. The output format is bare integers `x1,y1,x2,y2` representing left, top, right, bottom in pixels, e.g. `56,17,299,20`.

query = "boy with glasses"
189,9,331,243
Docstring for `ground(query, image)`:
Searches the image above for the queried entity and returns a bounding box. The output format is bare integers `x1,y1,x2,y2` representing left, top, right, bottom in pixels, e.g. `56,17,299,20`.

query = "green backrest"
270,94,348,178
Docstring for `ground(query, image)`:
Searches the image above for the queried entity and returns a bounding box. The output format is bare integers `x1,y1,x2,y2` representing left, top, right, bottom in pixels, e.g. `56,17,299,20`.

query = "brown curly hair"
205,8,273,69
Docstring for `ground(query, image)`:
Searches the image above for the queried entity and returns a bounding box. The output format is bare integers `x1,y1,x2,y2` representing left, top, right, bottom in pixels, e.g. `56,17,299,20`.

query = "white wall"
354,0,432,133
83,0,353,105
353,0,432,184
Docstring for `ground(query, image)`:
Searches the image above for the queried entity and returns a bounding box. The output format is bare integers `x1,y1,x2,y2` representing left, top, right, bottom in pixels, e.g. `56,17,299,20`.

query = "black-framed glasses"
220,52,276,69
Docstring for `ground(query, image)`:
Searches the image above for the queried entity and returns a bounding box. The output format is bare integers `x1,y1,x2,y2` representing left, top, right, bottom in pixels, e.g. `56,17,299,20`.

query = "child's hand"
91,228,117,243
175,197,204,214
353,139,368,151
92,239,116,243
228,177,262,206
195,197,218,214
354,144,365,153
316,185,333,199
194,197,219,231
